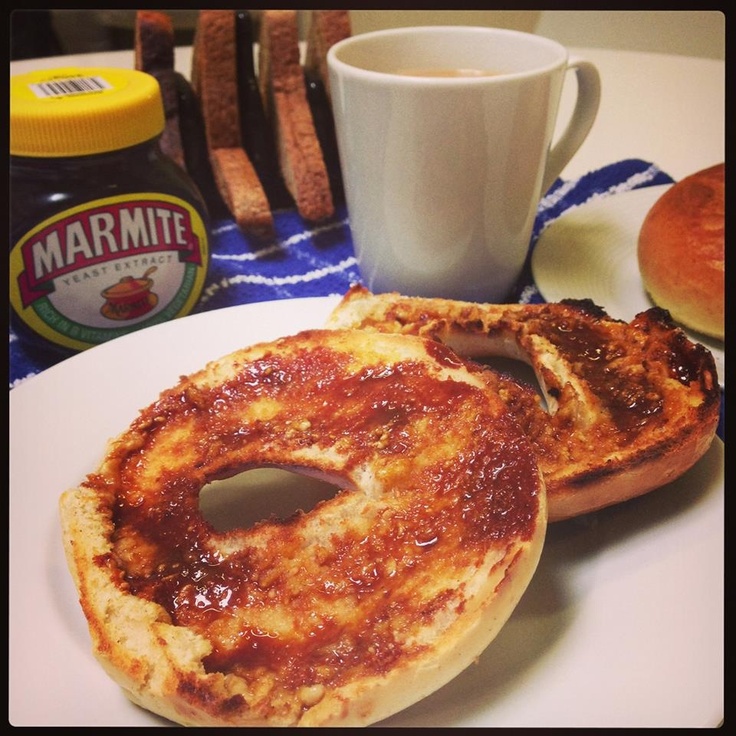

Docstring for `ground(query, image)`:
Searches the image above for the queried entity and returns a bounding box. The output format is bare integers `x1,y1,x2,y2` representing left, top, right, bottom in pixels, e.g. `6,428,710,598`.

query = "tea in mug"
393,67,499,78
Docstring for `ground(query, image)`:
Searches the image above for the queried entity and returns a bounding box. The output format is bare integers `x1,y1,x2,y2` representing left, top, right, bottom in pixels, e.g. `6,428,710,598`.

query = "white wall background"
348,10,725,60
534,10,724,60
45,9,725,61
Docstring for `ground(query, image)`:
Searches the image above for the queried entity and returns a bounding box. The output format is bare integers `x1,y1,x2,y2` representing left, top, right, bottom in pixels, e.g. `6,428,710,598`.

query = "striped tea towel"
9,158,673,388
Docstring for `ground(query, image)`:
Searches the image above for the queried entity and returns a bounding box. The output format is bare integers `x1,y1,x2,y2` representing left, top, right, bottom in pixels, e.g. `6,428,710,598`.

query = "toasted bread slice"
209,147,275,240
326,286,721,521
304,9,352,102
135,10,226,215
192,10,273,238
60,328,545,726
303,10,351,203
234,10,293,209
171,69,231,220
134,11,186,170
134,9,175,72
258,10,334,222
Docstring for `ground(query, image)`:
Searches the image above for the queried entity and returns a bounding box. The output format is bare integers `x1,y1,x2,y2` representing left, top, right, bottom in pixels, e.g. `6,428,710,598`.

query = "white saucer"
532,185,724,384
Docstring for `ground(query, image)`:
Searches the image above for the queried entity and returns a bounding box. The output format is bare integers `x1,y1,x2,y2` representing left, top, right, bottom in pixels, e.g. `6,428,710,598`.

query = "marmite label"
10,193,209,351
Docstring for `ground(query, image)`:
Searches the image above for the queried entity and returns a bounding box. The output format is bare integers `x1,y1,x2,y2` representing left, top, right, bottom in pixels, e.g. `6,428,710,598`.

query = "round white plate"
9,296,724,727
532,185,724,383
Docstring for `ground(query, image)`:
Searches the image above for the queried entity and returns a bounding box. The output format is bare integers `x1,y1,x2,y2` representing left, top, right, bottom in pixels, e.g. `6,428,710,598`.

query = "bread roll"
637,163,724,340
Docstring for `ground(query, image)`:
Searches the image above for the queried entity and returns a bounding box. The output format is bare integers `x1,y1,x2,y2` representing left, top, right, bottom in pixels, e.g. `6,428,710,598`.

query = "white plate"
9,296,724,727
532,185,725,383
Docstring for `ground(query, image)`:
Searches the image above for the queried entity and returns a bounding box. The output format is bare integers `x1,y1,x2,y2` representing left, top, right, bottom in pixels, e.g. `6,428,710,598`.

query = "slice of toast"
304,9,352,103
258,10,334,222
134,11,186,170
326,286,721,521
172,69,231,220
192,10,274,238
134,9,175,72
303,10,351,203
234,10,293,210
135,10,227,217
209,147,275,240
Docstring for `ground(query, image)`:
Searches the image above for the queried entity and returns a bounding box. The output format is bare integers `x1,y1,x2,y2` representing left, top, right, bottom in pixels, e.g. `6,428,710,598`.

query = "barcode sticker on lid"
29,76,113,99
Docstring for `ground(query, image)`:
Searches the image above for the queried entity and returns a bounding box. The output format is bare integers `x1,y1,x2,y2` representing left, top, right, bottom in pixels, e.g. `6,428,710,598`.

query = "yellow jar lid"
10,67,165,157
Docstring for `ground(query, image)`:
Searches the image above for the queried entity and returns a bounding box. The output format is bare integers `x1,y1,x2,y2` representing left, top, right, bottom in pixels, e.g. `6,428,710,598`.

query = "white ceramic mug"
327,26,601,302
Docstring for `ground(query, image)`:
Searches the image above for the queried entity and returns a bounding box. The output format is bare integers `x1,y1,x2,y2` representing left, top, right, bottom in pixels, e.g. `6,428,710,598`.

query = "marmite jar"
10,67,210,357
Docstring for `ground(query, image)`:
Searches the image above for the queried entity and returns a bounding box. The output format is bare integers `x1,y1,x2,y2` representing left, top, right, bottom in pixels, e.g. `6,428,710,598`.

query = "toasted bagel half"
326,286,720,521
60,328,545,726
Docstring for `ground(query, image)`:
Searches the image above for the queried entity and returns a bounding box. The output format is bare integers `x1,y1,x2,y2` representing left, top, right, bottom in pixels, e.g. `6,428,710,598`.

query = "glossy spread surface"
84,329,543,718
326,288,721,520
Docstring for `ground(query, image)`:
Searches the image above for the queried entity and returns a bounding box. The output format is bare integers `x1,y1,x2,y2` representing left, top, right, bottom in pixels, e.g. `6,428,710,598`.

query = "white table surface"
11,45,725,184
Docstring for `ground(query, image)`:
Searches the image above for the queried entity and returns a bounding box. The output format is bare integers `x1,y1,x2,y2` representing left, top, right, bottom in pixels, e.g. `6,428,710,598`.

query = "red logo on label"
17,199,202,308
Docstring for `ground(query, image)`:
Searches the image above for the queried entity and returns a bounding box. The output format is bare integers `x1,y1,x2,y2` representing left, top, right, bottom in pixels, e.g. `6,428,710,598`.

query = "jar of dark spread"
10,66,210,357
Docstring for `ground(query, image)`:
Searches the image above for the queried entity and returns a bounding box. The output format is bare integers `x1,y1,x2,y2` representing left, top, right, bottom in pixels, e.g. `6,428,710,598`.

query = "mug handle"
542,58,601,193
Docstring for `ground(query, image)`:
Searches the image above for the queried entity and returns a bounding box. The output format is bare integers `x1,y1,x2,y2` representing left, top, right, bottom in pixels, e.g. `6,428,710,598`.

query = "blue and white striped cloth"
9,158,674,389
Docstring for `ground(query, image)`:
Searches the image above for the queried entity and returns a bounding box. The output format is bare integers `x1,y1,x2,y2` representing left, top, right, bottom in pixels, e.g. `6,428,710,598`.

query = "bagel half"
326,286,721,521
60,328,546,726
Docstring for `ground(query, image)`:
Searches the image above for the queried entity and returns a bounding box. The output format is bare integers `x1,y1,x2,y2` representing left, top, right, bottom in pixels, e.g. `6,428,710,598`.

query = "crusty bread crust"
209,147,275,240
326,286,721,521
60,329,545,726
192,10,274,238
637,163,724,340
259,10,334,222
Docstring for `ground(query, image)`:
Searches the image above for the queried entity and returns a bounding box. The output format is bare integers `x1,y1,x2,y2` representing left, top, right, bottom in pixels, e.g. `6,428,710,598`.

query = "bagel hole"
476,356,549,411
199,468,343,532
